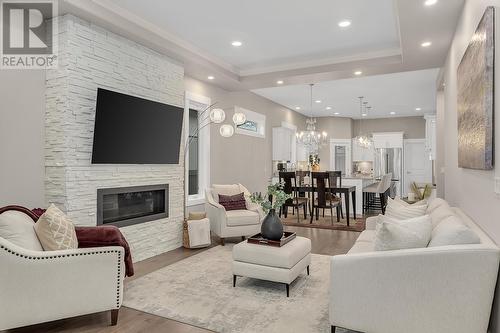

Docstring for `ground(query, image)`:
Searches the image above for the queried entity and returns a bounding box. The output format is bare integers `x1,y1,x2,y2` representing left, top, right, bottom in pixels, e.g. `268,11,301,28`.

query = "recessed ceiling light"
354,71,363,76
231,41,242,47
326,106,332,110
295,106,301,110
390,111,396,115
315,100,322,104
421,41,432,47
424,0,437,6
276,80,284,85
338,20,351,28
362,113,367,117
415,107,422,111
207,76,214,80
334,112,340,115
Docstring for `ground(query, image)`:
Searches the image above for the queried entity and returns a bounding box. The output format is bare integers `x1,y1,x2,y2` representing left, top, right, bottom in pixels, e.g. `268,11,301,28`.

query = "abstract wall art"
457,6,495,170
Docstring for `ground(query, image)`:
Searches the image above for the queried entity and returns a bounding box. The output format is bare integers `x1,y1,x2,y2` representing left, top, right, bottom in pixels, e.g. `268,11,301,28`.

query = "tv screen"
91,88,184,164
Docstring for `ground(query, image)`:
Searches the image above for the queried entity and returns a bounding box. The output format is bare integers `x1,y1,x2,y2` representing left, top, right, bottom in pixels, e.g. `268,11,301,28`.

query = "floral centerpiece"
250,182,292,240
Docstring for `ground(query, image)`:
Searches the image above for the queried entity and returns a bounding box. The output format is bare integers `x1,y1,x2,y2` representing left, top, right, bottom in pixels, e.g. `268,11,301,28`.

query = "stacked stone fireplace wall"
45,15,185,262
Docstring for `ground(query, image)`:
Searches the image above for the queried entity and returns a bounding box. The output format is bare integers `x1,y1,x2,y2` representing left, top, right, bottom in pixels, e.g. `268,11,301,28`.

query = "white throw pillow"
374,215,432,251
385,197,427,220
426,198,447,214
429,216,480,247
212,184,241,203
0,210,43,251
34,204,78,251
429,204,455,228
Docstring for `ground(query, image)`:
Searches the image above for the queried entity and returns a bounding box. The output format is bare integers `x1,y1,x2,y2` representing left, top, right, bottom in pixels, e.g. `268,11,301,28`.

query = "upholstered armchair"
205,184,264,245
0,206,125,330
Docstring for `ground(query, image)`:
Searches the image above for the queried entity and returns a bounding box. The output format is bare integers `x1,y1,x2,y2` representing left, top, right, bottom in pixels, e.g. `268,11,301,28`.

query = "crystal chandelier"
296,84,328,154
354,96,373,148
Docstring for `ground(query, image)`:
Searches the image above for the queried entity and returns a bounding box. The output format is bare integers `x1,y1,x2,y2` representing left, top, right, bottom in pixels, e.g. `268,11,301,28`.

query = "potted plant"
250,183,292,240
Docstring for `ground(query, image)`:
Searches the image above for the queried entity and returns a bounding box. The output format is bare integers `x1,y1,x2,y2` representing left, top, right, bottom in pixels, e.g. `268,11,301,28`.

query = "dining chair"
310,172,341,224
326,171,344,219
279,172,308,222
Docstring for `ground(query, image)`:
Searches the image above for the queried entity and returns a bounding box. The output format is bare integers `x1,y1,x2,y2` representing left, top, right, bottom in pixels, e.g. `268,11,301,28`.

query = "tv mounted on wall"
91,88,184,164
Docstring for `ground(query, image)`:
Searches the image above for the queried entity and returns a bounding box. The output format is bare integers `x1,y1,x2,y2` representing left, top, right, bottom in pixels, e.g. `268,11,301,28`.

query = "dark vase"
261,208,283,240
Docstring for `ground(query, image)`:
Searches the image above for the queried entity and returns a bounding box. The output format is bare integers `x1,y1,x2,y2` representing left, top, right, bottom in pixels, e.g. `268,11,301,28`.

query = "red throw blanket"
31,207,134,277
75,226,134,277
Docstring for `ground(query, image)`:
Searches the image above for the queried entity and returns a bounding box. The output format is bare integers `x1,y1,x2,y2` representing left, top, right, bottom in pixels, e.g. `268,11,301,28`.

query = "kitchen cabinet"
272,127,294,161
352,138,375,161
296,142,308,162
424,114,436,160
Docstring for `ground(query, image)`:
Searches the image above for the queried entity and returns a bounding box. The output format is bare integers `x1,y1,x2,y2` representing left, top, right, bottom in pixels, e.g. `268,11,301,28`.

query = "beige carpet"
123,245,357,333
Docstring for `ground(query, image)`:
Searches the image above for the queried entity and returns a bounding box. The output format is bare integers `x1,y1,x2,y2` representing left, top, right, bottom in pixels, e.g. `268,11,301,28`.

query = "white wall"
0,70,46,208
440,1,500,331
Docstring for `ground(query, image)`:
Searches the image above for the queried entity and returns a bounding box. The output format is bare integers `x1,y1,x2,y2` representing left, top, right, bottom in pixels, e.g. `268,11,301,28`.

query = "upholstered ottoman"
232,236,311,297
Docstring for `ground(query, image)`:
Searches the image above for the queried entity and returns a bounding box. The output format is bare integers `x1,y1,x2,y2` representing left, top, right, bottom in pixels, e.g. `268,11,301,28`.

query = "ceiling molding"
238,48,402,76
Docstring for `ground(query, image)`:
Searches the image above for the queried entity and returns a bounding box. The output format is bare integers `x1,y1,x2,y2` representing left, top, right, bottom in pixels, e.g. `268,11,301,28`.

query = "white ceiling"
106,0,400,74
61,0,464,91
252,68,439,119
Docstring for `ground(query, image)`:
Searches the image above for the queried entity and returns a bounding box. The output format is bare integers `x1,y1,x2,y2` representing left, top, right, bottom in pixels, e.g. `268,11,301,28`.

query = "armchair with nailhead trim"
0,206,124,330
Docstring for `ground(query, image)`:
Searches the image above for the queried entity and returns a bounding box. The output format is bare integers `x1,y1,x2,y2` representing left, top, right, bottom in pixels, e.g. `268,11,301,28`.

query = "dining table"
293,184,357,226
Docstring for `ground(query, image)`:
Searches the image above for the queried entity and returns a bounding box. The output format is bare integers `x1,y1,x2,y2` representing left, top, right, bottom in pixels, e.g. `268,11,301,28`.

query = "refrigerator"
374,148,403,197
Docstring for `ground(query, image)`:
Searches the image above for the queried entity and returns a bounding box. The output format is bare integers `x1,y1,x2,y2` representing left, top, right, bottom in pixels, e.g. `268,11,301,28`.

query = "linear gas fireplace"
97,184,168,227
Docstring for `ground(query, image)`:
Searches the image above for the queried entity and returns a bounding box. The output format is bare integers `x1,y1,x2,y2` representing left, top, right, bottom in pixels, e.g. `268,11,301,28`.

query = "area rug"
282,215,365,232
123,245,356,333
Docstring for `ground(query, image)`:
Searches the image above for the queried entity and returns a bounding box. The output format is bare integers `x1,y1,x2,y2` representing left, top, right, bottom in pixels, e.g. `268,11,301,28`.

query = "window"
185,92,211,206
188,109,199,195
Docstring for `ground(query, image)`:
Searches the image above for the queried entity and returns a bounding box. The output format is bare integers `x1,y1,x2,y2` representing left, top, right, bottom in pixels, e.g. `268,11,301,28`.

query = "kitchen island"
341,174,377,216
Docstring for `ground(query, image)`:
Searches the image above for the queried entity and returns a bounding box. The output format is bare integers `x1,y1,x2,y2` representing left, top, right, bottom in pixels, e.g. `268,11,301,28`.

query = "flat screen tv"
91,88,184,164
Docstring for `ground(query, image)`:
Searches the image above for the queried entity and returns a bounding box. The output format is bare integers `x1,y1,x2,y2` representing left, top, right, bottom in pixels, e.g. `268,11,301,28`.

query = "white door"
330,139,352,176
403,139,432,197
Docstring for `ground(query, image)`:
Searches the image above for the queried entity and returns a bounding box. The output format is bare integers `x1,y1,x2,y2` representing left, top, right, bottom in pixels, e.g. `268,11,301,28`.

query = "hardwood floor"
3,225,359,333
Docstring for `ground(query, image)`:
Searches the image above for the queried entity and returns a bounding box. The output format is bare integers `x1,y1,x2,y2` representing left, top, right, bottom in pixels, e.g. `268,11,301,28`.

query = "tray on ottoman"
247,232,296,247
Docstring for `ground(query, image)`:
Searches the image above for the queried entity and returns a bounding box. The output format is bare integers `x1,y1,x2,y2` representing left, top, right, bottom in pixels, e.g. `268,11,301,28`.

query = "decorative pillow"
34,204,78,251
429,204,455,228
212,184,241,203
374,215,432,251
0,210,43,251
188,211,207,220
426,198,448,214
385,197,427,220
428,216,480,247
218,192,247,211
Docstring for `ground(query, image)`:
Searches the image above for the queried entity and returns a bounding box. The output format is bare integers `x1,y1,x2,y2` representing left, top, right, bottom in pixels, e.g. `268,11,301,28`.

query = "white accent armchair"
205,184,264,245
0,207,124,330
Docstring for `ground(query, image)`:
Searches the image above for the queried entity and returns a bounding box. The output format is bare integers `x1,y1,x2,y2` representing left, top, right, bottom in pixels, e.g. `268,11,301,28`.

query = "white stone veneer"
45,15,185,262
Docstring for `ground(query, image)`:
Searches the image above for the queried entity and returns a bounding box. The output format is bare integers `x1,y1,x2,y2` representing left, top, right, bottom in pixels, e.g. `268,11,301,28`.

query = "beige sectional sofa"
329,199,500,333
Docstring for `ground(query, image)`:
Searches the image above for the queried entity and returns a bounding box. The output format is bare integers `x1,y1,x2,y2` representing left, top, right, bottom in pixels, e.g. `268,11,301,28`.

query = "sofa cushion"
233,236,311,269
347,241,375,254
385,197,427,220
429,215,480,247
188,211,207,220
226,210,260,226
212,184,241,203
219,192,247,211
356,230,376,243
374,215,432,251
426,197,448,214
429,204,455,228
0,210,43,251
34,204,78,251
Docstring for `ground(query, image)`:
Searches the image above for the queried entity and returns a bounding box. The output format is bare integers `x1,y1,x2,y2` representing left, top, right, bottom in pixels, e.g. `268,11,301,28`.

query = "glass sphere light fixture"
232,112,246,126
219,124,234,138
209,108,225,123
